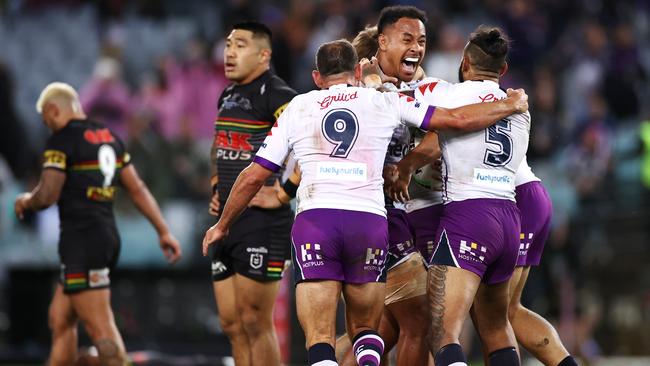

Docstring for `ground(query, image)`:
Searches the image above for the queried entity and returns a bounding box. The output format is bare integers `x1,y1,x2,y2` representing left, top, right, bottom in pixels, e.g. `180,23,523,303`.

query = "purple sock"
352,330,384,366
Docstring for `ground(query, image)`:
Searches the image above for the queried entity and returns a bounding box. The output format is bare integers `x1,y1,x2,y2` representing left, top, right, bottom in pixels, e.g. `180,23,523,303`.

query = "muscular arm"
121,164,181,262
399,132,440,175
217,163,273,230
427,89,527,132
387,132,441,202
15,169,66,218
120,165,169,235
277,164,301,204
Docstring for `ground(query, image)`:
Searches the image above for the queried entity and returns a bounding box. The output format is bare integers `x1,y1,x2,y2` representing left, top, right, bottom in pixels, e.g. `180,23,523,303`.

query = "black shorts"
211,206,293,282
58,223,121,294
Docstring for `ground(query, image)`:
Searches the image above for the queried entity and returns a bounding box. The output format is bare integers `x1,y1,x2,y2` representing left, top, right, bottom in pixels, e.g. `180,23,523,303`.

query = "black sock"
488,347,520,366
558,355,579,366
434,343,467,366
308,343,336,366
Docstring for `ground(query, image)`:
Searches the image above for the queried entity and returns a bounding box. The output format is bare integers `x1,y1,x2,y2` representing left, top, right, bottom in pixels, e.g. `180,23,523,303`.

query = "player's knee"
96,338,127,365
507,301,524,321
240,305,270,338
48,308,74,336
219,315,245,340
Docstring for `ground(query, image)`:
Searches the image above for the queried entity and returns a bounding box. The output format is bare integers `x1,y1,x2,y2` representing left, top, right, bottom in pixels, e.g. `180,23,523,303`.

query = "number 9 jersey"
254,84,434,217
43,119,130,231
414,78,530,202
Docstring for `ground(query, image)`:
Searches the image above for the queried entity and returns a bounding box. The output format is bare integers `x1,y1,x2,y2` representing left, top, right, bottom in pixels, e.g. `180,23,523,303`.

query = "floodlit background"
0,0,649,364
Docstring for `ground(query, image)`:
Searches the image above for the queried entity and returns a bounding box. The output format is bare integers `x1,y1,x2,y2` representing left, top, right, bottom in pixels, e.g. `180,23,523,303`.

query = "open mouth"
225,62,236,72
401,57,420,74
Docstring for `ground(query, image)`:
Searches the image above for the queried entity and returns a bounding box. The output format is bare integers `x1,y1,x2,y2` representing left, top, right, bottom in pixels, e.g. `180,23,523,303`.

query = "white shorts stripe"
312,360,338,366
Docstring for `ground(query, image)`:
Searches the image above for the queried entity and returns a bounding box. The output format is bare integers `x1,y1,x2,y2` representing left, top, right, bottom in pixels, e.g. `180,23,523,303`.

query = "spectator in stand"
79,57,131,140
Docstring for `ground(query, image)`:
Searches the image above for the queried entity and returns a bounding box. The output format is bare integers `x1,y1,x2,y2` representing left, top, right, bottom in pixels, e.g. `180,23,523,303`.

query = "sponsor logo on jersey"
215,131,253,151
88,267,110,288
473,168,514,190
43,149,67,169
459,240,487,263
221,93,252,111
86,186,115,201
83,129,115,144
300,243,324,268
478,93,504,103
316,162,367,181
519,232,533,257
393,239,413,255
387,137,412,158
364,248,385,271
212,260,228,275
318,91,358,109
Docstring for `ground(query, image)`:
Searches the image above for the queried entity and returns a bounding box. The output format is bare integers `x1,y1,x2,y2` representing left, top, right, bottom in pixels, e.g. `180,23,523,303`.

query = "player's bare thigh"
48,284,79,365
69,288,126,364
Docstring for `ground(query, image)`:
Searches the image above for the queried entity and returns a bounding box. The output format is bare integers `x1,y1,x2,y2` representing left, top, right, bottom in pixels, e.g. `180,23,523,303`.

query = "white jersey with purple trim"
255,84,435,217
415,77,530,202
515,155,541,186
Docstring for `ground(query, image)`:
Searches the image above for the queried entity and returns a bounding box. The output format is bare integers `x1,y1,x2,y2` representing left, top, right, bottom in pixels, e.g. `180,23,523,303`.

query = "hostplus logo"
519,232,533,257
364,248,385,271
301,243,324,268
459,240,487,263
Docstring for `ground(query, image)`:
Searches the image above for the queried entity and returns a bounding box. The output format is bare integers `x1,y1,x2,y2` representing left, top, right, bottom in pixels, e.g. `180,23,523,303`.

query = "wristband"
282,179,298,199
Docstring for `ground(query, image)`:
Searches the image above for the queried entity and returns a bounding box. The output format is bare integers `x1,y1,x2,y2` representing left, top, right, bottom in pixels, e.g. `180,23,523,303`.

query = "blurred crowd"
0,0,649,361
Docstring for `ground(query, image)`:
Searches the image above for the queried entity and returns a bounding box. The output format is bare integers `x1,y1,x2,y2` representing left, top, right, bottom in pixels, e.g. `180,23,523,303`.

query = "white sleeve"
385,92,436,130
254,101,293,173
413,78,451,106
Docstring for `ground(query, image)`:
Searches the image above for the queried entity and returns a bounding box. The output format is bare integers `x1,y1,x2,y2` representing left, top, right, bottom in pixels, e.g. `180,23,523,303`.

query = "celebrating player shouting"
202,39,528,366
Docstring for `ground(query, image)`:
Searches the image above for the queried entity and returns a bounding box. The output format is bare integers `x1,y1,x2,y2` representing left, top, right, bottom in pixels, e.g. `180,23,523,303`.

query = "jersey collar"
328,83,350,89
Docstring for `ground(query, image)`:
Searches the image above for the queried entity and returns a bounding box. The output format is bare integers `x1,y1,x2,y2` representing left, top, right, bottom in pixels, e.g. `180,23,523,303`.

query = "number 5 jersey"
414,78,531,203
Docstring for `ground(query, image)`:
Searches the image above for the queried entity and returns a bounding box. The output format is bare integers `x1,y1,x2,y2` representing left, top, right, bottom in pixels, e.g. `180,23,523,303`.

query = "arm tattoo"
427,265,448,353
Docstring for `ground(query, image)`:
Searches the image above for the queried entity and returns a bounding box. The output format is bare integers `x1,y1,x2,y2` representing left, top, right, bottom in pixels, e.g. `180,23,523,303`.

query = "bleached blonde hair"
35,82,83,114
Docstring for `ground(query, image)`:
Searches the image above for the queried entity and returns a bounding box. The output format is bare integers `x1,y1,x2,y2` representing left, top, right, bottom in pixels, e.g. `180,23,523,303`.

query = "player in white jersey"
414,27,529,366
507,158,579,366
333,8,441,365
201,40,528,366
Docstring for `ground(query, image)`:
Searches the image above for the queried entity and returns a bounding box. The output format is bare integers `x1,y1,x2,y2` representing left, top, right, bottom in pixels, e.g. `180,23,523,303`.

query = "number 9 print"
321,108,359,158
98,144,117,188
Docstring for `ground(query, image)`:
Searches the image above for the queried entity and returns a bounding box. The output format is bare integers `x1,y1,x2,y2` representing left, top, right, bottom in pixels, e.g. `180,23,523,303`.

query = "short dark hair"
316,39,358,77
233,21,273,44
377,5,427,34
466,26,510,73
352,26,379,59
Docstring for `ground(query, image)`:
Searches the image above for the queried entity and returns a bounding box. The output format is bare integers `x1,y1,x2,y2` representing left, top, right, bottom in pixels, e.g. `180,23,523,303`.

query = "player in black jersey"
208,22,296,366
14,82,181,366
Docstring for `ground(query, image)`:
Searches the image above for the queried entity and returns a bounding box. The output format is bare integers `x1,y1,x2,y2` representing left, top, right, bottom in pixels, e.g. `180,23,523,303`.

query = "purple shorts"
407,204,443,260
516,181,553,267
291,208,389,284
386,208,416,270
430,199,521,285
